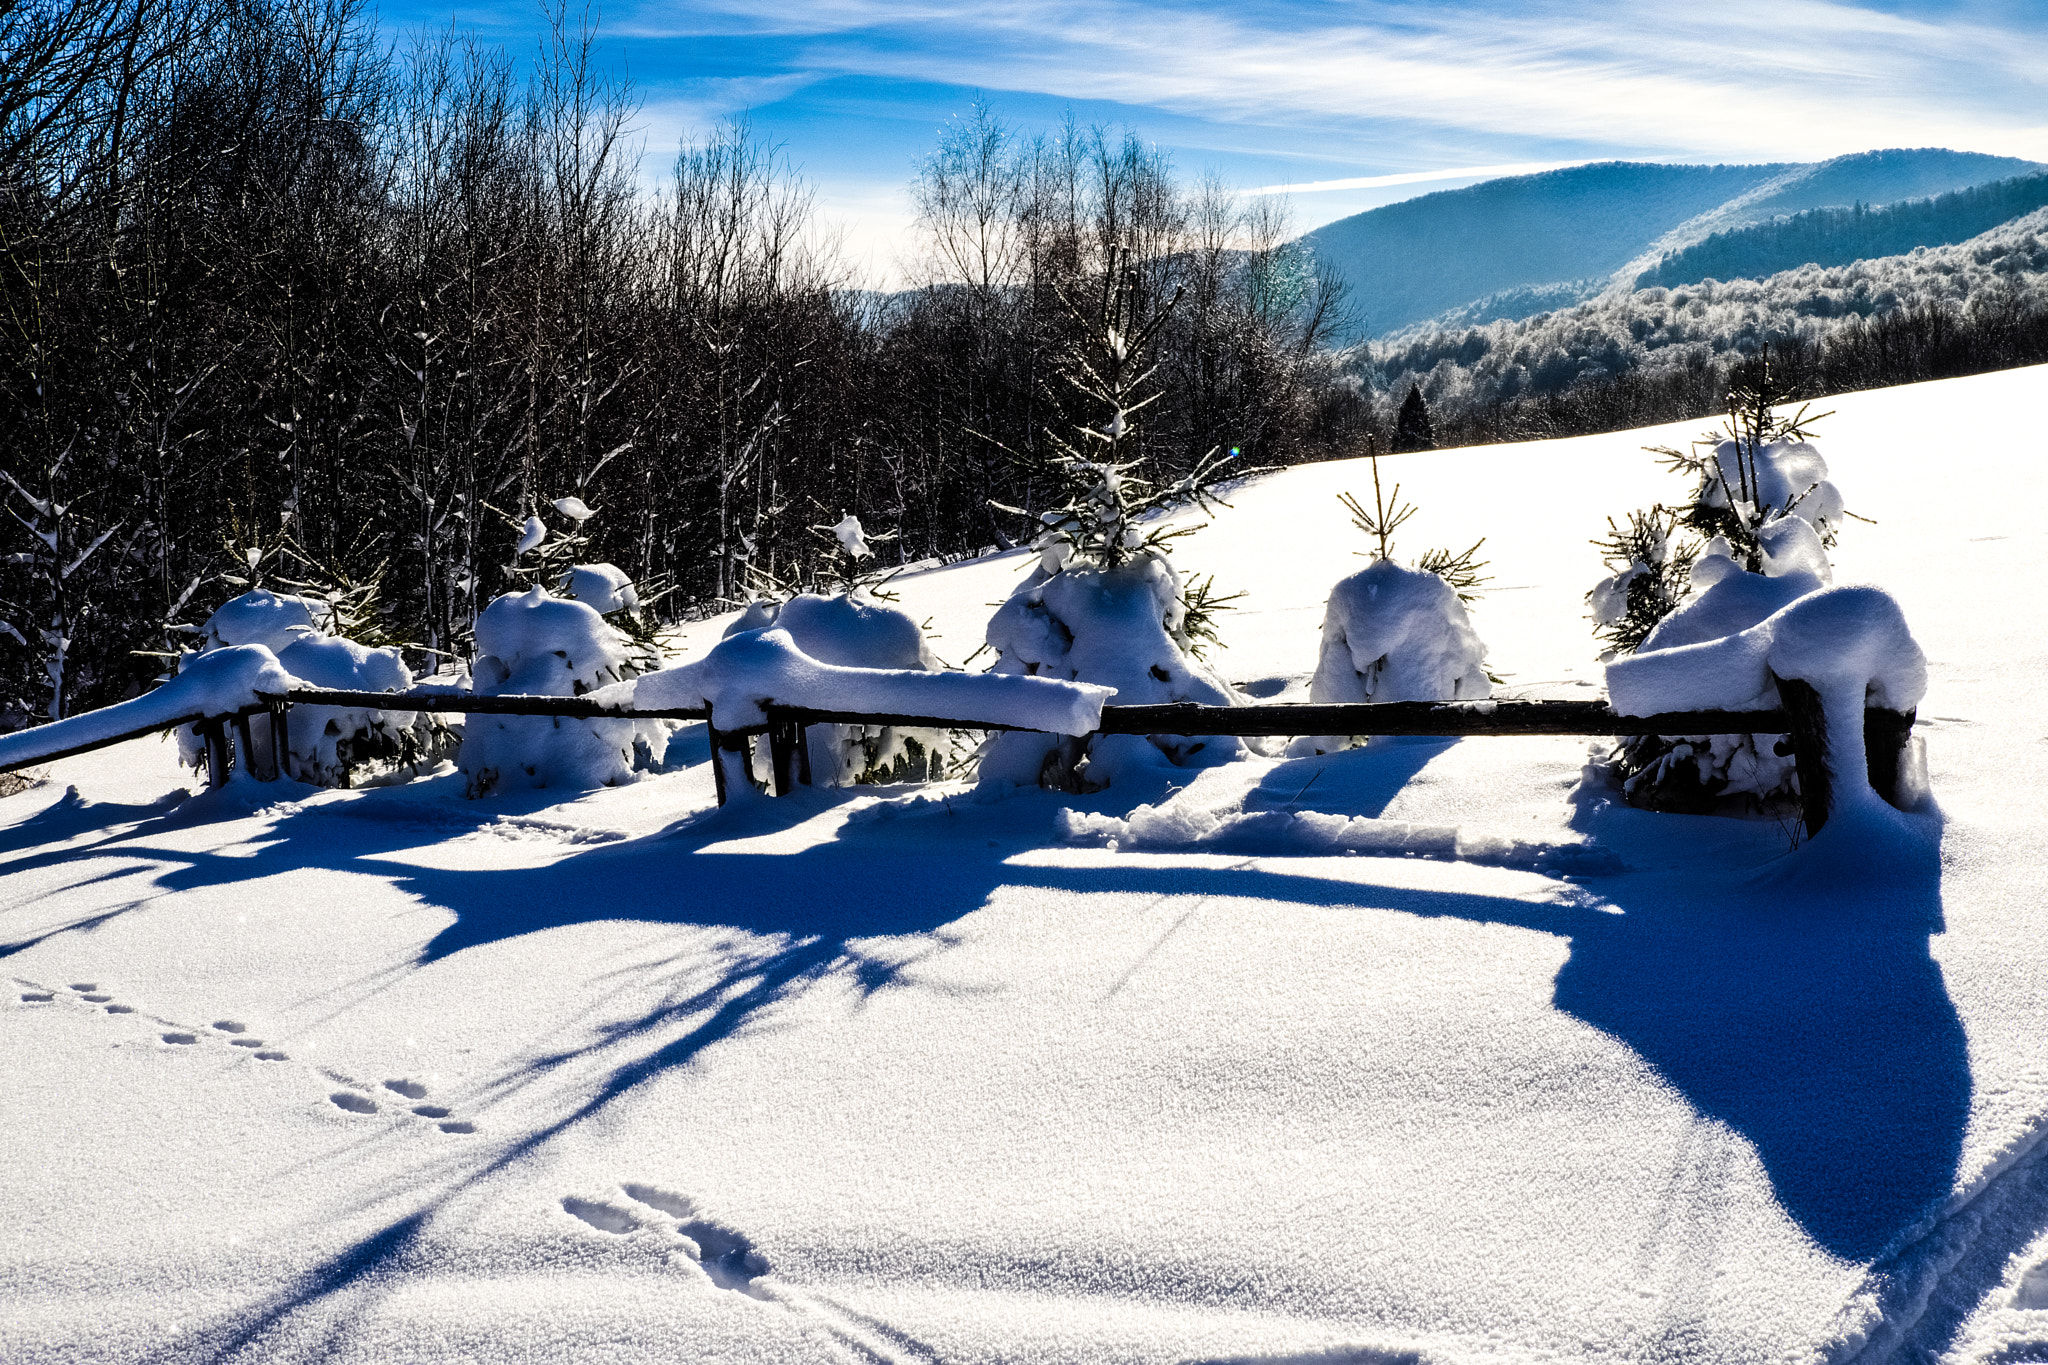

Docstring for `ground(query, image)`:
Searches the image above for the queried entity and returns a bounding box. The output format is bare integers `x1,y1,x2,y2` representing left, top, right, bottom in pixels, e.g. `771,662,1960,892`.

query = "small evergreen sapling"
1588,346,1854,813
977,246,1253,793
1296,443,1495,754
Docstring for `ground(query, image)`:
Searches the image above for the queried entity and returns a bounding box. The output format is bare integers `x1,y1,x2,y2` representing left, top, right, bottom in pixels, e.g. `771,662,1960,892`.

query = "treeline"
1636,172,2048,291
0,0,1358,724
1407,286,2048,448
1361,207,2048,445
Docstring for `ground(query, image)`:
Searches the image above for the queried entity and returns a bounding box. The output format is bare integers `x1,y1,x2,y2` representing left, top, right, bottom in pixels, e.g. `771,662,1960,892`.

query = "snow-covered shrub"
720,588,963,787
1293,455,1493,755
977,248,1251,794
1606,584,1928,831
181,589,423,787
1589,354,1863,813
458,588,670,797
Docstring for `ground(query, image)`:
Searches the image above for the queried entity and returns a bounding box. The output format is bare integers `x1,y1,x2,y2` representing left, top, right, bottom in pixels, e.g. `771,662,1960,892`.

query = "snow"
7,364,2048,1364
563,562,639,616
197,587,329,651
1703,438,1846,535
633,625,1111,734
460,588,666,796
981,552,1241,789
1297,557,1491,754
0,644,289,769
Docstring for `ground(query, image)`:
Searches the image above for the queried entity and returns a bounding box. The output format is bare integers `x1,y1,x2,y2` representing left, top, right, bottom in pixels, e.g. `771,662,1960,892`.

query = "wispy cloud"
1248,161,1596,196
615,0,2048,164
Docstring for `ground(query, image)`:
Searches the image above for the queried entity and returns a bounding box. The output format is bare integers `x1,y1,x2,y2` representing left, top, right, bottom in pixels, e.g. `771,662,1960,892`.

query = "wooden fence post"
200,718,231,789
1771,674,1831,837
1866,707,1917,809
267,699,291,782
766,708,810,797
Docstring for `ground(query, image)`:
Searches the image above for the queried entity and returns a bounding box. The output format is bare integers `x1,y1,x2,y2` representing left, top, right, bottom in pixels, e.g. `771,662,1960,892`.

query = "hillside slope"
1308,149,2044,339
1637,172,2048,291
6,368,2048,1364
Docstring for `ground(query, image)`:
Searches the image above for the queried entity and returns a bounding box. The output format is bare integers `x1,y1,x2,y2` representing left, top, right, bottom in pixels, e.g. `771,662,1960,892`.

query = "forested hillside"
1359,208,2048,445
1307,149,2043,339
1637,173,2048,289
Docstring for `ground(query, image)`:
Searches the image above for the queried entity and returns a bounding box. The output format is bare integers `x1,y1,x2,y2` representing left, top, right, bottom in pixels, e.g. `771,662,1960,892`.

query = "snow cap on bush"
200,588,328,653
562,563,639,617
272,634,417,786
460,588,664,796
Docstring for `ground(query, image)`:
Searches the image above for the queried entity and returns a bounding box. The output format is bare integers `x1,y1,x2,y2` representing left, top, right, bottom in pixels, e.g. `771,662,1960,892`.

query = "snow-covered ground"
6,365,2048,1364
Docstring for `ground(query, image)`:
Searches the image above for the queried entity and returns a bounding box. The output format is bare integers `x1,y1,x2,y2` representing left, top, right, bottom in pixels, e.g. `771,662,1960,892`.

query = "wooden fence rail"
2,681,1916,837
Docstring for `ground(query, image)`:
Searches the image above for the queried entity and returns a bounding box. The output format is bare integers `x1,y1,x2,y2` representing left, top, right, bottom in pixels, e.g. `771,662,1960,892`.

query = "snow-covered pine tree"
1588,346,1849,813
1393,383,1436,453
978,244,1251,794
1295,443,1492,755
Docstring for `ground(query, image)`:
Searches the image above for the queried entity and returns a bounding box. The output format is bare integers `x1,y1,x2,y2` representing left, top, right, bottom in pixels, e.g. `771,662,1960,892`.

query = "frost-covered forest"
1362,207,2048,445
0,0,1354,725
1636,172,2048,292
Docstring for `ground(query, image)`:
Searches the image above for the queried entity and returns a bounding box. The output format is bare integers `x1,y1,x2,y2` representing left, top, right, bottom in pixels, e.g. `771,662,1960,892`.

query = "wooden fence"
2,680,1915,837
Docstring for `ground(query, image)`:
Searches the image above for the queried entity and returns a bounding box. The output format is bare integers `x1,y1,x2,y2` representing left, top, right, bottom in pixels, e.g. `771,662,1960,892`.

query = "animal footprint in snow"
676,1218,771,1293
213,1020,247,1034
383,1078,428,1099
329,1091,378,1114
562,1197,640,1234
105,1004,133,1014
622,1183,696,1219
20,991,54,1003
616,1183,768,1293
162,1032,198,1045
254,1050,287,1061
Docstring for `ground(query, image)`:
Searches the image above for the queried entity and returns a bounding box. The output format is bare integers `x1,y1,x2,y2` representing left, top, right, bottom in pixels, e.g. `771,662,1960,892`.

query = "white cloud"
630,0,2048,165
1248,161,1596,196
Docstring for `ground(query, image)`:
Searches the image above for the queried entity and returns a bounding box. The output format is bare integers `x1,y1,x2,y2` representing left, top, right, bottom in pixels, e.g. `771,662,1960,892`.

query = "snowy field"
6,365,2048,1365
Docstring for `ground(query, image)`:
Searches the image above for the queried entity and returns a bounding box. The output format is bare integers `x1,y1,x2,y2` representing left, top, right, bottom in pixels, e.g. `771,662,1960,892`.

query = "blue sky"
370,0,2048,282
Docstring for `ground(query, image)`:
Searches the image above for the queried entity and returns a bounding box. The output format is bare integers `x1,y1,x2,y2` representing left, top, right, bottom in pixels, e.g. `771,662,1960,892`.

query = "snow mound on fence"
633,626,1111,734
734,592,937,672
1608,583,1928,826
1057,802,1622,876
0,644,291,771
720,592,950,786
460,588,667,796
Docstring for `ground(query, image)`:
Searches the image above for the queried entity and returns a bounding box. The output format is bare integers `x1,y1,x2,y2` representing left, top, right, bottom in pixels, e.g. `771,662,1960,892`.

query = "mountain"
1304,149,2046,339
1634,171,2048,291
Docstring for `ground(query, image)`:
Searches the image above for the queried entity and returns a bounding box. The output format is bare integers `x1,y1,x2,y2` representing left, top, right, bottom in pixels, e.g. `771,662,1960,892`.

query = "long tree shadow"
384,787,1965,1262
6,767,1969,1346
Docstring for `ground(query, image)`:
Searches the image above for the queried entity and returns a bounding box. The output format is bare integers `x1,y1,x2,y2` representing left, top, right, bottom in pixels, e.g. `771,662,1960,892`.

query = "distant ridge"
1635,171,2048,290
1303,149,2047,339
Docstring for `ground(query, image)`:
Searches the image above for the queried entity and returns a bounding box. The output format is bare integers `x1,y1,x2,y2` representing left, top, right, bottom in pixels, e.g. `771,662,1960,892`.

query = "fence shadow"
5,768,1968,1293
